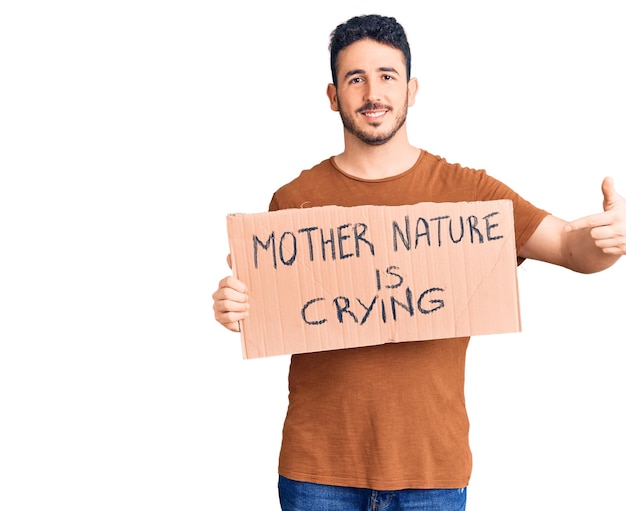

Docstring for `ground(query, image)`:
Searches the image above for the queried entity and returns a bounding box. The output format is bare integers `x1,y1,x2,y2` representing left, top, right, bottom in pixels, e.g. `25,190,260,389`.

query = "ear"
407,77,419,107
327,83,339,112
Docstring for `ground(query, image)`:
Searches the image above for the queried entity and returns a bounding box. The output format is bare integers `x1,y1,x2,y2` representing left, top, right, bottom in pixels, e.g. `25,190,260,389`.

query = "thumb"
602,176,621,210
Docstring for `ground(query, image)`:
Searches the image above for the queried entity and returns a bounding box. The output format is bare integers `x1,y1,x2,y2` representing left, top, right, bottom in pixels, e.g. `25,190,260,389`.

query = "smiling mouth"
362,110,386,119
358,103,390,119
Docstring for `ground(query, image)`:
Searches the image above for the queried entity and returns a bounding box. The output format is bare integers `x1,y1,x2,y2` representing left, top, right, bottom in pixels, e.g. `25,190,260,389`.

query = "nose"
363,81,382,103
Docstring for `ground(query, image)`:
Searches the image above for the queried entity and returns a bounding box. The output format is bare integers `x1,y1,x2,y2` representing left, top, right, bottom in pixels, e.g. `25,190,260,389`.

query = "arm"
519,177,626,273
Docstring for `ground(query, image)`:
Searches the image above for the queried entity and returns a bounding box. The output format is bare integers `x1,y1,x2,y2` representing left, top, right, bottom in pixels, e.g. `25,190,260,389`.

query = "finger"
213,301,249,330
217,275,247,294
212,284,244,303
213,301,248,318
213,294,249,312
564,211,612,232
586,224,615,241
593,237,626,255
593,236,623,249
602,176,626,209
214,308,247,321
212,291,249,323
600,245,626,256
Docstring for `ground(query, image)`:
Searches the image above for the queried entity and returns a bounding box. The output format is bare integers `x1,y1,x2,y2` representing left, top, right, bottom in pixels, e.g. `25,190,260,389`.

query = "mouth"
361,110,387,119
358,103,390,120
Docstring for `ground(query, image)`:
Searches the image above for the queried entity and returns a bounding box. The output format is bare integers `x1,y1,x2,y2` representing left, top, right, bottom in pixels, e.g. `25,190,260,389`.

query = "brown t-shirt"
269,150,549,490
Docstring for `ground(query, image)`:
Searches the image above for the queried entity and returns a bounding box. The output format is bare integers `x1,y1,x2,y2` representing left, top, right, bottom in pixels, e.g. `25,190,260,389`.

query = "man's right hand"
212,275,249,332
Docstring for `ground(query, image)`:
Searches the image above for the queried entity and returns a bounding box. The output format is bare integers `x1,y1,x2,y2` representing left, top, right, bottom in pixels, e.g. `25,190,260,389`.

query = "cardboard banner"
226,200,520,359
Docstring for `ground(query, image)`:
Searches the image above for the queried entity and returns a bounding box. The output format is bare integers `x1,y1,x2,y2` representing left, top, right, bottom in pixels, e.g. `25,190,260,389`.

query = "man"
213,14,625,511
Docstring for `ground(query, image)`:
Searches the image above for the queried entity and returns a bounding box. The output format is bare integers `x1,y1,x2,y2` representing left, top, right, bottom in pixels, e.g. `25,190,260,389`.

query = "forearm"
562,226,621,274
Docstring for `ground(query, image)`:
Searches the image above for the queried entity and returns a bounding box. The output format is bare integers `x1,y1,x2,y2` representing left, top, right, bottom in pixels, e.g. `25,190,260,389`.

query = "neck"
333,130,420,179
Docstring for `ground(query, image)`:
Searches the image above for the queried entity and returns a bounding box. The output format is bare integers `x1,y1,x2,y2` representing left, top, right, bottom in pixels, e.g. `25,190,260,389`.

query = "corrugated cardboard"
226,200,520,359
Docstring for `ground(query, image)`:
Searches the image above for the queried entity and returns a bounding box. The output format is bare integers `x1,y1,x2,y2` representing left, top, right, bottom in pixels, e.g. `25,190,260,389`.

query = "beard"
337,97,409,146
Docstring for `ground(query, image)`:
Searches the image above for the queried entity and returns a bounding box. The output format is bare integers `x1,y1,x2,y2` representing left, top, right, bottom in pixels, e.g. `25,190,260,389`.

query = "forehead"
336,39,407,77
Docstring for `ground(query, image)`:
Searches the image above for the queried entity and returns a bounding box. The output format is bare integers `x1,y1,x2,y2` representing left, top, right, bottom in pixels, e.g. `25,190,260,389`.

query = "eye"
350,76,364,84
382,74,394,81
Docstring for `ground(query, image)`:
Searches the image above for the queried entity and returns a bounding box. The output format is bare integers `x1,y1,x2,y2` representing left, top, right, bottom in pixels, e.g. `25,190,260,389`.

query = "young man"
213,14,625,511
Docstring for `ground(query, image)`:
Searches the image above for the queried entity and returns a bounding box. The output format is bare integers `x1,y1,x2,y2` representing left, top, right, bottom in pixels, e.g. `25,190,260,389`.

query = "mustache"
357,102,392,113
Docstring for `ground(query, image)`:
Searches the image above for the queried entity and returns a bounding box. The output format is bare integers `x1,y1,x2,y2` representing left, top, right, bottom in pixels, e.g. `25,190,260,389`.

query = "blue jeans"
278,476,467,511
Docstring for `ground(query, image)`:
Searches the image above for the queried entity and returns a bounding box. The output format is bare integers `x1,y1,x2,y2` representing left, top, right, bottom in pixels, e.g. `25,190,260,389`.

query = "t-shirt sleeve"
474,170,550,264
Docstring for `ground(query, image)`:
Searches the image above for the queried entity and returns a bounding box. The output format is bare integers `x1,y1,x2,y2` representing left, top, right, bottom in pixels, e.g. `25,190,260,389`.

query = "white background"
1,1,625,509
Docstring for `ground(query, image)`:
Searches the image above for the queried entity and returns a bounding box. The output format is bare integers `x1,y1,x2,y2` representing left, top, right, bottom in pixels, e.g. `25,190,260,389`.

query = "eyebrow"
343,66,400,81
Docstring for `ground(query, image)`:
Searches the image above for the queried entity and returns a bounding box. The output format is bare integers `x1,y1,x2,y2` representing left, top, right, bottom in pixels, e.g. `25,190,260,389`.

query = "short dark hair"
329,14,412,86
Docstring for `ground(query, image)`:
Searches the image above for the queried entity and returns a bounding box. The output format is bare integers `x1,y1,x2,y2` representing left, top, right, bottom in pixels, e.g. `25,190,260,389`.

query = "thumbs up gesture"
565,177,626,256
